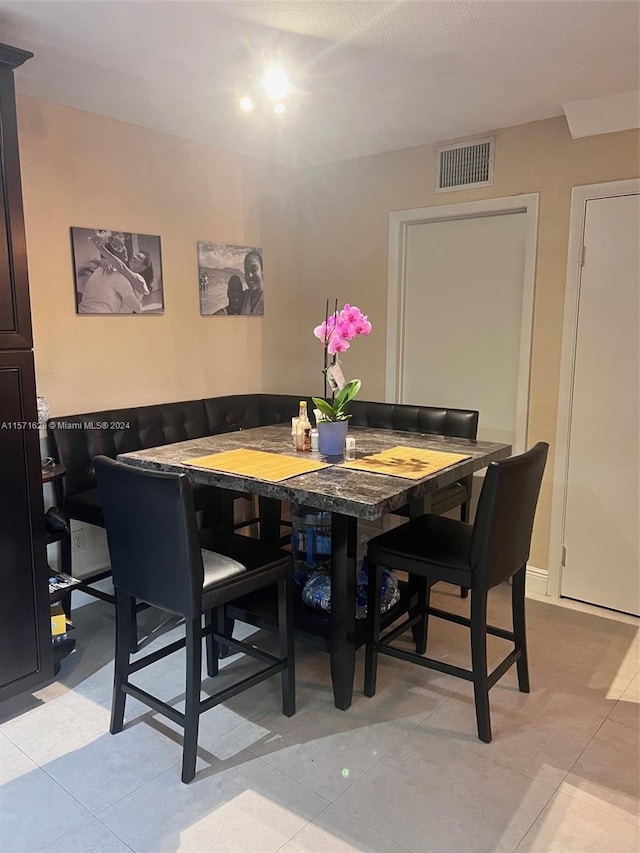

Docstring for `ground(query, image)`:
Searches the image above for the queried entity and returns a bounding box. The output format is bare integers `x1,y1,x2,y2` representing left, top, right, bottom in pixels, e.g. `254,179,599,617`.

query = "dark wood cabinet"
0,43,33,350
0,42,53,699
0,351,52,695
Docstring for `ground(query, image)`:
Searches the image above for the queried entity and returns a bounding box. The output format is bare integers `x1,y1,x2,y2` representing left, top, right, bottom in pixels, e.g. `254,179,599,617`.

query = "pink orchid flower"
327,335,350,355
336,317,357,341
340,304,364,324
353,315,372,335
314,302,372,352
313,322,329,343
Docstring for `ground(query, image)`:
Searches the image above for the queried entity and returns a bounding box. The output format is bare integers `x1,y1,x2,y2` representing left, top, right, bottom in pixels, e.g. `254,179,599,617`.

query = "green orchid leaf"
334,379,361,410
312,379,361,422
312,397,338,420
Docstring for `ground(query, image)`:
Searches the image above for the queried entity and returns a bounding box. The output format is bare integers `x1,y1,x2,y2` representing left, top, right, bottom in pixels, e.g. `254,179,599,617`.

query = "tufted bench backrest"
348,400,478,439
49,394,479,505
202,395,262,434
50,400,209,501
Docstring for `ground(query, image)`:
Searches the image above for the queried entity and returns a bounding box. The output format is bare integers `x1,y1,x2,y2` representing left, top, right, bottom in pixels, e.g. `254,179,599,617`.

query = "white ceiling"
1,0,638,167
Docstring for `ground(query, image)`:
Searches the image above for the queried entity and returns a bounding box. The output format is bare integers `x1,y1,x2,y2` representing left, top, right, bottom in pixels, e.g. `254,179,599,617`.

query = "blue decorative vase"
317,420,349,456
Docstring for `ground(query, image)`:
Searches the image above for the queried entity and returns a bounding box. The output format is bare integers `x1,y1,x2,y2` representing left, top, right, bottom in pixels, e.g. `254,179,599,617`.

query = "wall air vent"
436,137,495,193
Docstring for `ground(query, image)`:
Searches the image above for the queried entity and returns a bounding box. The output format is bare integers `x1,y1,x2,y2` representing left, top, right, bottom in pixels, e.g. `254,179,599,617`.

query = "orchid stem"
322,298,340,404
323,298,329,401
331,299,338,404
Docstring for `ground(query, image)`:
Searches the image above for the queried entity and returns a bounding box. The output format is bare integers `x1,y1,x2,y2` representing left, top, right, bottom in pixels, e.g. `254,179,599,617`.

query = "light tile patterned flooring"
1,583,638,852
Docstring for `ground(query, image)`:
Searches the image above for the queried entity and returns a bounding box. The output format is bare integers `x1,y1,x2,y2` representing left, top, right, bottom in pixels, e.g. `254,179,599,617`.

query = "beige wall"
291,117,640,569
17,98,639,572
17,95,300,417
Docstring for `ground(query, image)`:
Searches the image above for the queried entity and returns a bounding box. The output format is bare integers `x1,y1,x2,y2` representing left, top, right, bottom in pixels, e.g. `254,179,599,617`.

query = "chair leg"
460,501,469,598
60,533,73,618
511,564,530,693
364,559,383,697
459,497,470,598
217,613,235,659
278,576,296,717
460,500,469,523
205,608,220,678
470,589,492,743
129,597,139,654
61,590,72,620
216,609,235,659
411,576,431,655
182,617,202,784
110,588,133,735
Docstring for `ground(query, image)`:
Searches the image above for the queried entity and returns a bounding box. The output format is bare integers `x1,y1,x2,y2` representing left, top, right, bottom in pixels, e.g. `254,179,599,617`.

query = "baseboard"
526,564,548,596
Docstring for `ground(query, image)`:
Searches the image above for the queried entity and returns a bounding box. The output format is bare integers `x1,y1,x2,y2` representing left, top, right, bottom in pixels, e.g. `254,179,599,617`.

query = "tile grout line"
2,735,96,850
89,812,137,852
272,800,334,853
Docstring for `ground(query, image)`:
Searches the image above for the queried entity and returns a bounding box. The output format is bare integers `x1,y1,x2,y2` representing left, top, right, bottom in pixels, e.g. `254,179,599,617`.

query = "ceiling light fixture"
239,95,255,112
273,102,286,115
263,65,289,101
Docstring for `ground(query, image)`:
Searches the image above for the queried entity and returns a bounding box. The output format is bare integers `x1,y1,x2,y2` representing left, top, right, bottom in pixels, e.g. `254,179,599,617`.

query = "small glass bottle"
296,401,312,452
310,428,319,452
345,435,356,461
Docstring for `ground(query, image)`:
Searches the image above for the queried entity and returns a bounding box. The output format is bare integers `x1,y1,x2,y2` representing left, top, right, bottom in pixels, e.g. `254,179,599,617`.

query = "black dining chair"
95,456,295,784
386,406,479,600
364,442,548,743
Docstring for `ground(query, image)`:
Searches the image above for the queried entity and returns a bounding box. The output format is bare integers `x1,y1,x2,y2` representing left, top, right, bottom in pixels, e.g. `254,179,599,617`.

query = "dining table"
118,423,511,710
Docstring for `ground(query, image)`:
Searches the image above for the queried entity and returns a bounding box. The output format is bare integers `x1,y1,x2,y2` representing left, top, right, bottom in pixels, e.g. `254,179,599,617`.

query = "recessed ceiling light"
263,66,289,101
273,102,286,115
239,96,255,112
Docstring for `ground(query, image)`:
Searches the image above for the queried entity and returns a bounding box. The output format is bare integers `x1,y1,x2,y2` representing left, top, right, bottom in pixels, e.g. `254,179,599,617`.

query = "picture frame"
197,241,264,316
71,226,164,314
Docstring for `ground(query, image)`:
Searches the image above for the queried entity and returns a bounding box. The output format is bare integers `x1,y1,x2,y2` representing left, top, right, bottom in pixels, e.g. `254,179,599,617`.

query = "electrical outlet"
71,529,85,552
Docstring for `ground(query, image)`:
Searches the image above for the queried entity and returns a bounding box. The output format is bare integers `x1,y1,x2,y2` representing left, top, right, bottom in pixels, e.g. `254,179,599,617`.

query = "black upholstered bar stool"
364,443,548,743
95,456,296,784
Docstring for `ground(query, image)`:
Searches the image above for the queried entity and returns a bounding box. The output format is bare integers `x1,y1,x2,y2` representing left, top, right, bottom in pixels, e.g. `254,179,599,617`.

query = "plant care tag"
327,361,346,391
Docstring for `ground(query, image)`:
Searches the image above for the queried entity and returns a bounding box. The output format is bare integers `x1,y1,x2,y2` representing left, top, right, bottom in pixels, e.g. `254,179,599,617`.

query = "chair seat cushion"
199,531,292,609
202,549,248,588
368,514,473,588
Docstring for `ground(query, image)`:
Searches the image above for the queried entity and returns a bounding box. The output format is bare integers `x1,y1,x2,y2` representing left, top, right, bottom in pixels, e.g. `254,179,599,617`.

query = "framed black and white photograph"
197,241,264,316
71,227,164,314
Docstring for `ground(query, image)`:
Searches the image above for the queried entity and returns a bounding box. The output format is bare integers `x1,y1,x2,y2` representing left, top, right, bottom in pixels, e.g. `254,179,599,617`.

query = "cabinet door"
0,58,33,349
0,351,52,698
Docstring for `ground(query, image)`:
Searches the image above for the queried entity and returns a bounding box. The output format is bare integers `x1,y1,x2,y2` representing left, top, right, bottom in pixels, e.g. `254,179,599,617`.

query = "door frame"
548,178,640,599
386,194,539,455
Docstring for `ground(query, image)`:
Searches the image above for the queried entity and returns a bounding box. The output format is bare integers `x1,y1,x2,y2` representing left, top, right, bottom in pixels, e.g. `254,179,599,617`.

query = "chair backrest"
470,442,548,590
94,456,204,618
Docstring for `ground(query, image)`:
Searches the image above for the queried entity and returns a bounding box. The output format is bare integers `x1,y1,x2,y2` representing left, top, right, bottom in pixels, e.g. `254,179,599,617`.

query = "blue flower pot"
317,420,349,456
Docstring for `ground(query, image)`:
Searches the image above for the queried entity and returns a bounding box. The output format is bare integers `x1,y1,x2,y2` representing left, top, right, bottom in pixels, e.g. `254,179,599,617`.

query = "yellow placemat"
341,446,471,479
186,448,331,482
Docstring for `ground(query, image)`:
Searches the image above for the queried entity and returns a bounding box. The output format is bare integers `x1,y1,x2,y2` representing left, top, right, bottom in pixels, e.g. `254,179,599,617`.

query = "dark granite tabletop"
118,425,511,521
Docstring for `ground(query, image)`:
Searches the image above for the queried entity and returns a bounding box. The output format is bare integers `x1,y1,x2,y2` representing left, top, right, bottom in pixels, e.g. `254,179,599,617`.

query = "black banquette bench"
48,394,478,605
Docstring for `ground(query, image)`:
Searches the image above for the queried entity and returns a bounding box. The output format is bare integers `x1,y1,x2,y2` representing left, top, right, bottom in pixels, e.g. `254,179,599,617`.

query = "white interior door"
561,193,640,615
402,212,528,450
